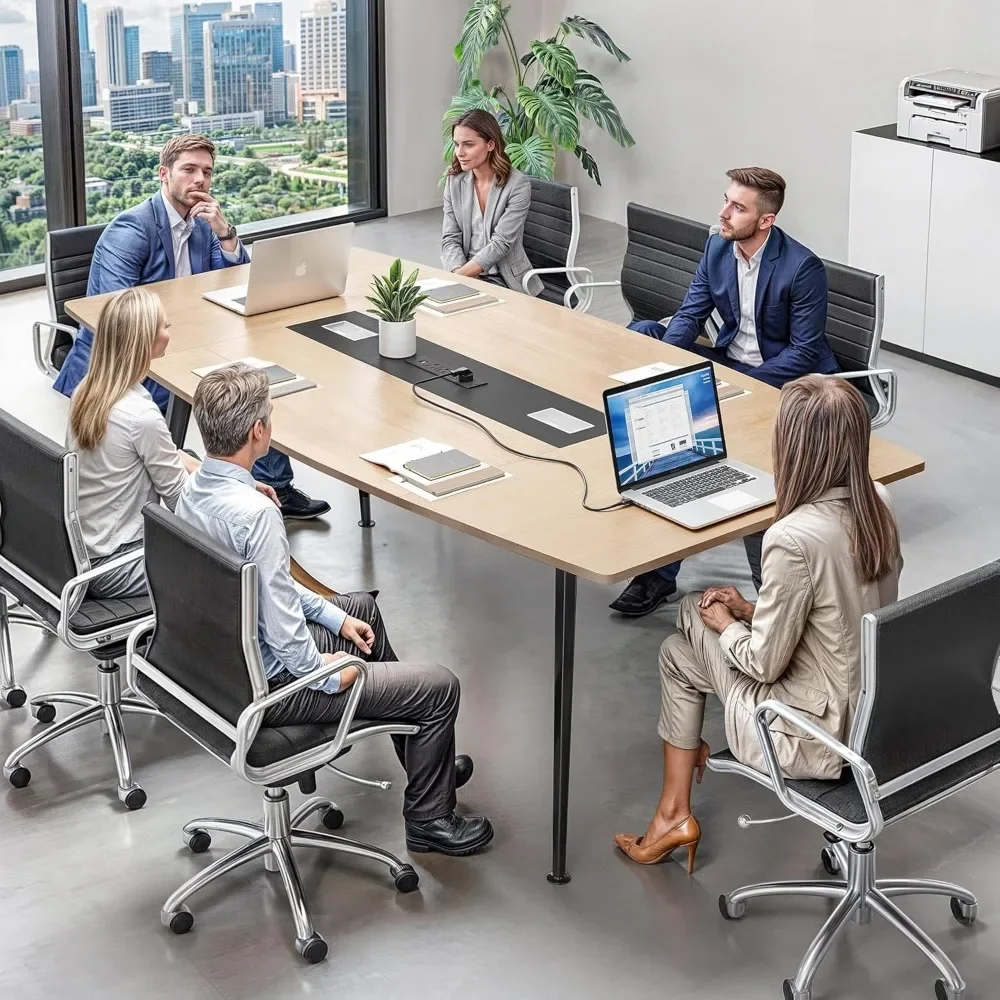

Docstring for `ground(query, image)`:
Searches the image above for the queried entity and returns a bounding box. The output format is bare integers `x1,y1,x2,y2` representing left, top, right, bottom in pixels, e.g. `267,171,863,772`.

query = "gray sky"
0,0,316,73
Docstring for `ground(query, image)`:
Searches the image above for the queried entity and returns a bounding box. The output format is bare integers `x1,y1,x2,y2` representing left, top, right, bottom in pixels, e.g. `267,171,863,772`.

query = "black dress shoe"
405,812,494,856
277,486,331,521
609,570,678,617
455,754,474,789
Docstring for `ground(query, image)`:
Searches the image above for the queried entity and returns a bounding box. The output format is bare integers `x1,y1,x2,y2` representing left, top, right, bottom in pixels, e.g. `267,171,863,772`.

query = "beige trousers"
657,593,753,749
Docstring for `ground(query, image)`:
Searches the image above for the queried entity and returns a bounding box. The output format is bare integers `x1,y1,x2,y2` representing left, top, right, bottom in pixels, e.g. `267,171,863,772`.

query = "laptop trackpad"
707,490,758,511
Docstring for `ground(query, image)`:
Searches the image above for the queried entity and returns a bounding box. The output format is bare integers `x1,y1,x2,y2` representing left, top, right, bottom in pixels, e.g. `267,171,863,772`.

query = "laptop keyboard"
644,466,756,508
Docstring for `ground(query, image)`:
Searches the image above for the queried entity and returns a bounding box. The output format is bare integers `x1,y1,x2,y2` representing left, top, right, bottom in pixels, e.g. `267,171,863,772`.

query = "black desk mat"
288,311,607,448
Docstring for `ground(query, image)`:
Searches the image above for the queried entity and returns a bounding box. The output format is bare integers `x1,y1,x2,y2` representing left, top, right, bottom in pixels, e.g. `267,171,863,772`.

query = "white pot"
378,318,417,359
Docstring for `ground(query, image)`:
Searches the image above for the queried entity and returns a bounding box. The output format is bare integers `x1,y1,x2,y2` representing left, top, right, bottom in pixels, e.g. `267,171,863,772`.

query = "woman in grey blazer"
441,109,542,296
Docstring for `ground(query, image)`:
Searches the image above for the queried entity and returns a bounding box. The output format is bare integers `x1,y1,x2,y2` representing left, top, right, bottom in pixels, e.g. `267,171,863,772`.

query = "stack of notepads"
192,357,316,398
418,280,500,316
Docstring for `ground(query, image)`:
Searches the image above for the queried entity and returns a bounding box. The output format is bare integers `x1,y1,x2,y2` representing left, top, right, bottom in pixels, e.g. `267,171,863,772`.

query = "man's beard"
720,219,760,242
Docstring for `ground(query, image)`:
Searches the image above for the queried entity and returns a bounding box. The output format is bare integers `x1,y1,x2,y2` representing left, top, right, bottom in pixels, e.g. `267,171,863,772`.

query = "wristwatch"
223,223,238,243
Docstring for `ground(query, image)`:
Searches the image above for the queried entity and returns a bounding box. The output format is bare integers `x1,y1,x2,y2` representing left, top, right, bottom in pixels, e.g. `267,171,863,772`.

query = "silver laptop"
602,361,775,529
203,222,354,316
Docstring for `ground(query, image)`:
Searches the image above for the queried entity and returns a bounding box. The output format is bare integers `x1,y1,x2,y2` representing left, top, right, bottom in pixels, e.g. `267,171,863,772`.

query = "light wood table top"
67,247,925,585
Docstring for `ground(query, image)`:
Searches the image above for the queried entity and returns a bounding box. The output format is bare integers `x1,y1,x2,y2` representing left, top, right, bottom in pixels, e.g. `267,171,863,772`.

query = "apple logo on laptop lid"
295,262,308,277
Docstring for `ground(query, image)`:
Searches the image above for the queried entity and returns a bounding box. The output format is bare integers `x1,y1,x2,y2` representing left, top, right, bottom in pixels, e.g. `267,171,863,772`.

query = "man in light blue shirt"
175,363,493,857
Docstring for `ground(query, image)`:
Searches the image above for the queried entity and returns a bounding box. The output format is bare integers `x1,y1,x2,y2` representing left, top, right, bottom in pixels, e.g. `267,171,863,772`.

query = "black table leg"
358,490,375,527
165,394,192,449
548,568,577,885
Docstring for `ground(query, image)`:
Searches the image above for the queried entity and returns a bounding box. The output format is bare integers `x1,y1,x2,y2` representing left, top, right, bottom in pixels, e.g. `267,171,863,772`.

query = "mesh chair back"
621,204,710,323
142,505,255,726
524,178,576,303
45,224,105,370
822,259,881,374
0,408,82,599
857,560,1000,786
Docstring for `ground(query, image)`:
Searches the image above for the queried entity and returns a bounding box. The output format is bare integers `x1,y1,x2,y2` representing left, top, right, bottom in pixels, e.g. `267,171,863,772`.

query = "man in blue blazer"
54,134,328,520
611,167,838,617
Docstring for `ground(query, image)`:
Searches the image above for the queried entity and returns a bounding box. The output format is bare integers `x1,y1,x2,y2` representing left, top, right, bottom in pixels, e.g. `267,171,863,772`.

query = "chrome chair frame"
126,554,421,962
710,610,1000,1000
0,447,157,807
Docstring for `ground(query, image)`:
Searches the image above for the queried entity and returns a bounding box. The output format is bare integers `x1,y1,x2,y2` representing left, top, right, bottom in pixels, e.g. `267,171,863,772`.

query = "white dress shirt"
727,233,769,367
69,385,188,559
160,192,242,276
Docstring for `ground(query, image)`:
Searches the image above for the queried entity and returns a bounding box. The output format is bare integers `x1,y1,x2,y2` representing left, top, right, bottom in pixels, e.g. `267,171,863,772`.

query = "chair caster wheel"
321,806,344,830
4,686,26,709
164,907,194,935
392,864,419,893
719,894,746,920
783,979,810,1000
949,897,977,925
185,829,212,854
119,785,147,811
820,847,841,876
7,766,30,788
935,979,965,999
296,933,328,964
31,702,56,723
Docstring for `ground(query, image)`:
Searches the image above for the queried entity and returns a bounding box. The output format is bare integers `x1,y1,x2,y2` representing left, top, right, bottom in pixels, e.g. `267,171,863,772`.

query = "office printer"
898,69,1000,153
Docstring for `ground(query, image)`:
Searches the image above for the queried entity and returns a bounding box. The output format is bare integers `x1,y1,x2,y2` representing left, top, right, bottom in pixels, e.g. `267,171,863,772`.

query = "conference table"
66,246,925,884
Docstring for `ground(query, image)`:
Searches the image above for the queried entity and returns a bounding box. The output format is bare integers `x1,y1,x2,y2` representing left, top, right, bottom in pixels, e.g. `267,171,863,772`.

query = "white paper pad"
416,278,455,291
322,319,377,342
527,408,594,434
193,355,271,377
389,471,510,502
191,356,317,398
360,438,452,476
707,490,759,512
609,361,679,384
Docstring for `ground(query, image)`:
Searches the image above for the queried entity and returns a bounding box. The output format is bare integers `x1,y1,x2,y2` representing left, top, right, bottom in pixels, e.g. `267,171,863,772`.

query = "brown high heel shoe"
614,815,701,872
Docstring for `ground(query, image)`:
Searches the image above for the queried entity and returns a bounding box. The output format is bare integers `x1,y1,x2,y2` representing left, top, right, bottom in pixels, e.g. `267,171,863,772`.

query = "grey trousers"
263,591,461,823
88,540,147,600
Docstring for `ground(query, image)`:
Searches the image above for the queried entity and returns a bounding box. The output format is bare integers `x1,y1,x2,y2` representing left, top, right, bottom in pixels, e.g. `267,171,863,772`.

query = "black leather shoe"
609,570,678,617
455,754,474,789
405,812,494,856
277,486,331,521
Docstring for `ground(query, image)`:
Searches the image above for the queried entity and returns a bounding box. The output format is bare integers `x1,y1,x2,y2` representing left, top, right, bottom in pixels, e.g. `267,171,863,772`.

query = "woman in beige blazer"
615,376,902,869
441,109,542,296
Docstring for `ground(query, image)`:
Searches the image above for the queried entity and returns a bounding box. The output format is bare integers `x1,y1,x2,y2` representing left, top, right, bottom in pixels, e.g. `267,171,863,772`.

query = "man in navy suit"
54,134,329,521
611,167,838,617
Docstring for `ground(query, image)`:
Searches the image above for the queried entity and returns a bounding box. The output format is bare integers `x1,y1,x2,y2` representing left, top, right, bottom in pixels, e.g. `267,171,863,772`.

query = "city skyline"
0,0,331,74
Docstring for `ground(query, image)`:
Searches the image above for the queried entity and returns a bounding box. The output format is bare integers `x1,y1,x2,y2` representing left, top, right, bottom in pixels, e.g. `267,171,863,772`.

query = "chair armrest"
58,547,153,650
125,620,158,692
564,278,621,312
753,699,884,843
32,320,78,379
522,265,593,289
818,368,897,429
232,653,369,784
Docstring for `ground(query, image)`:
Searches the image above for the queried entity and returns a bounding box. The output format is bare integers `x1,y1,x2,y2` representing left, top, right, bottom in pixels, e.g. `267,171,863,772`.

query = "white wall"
537,0,1000,260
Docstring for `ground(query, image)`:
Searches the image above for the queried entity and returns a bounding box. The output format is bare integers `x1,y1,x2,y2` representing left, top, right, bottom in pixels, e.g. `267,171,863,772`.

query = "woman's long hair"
773,376,899,582
448,109,512,187
69,287,164,450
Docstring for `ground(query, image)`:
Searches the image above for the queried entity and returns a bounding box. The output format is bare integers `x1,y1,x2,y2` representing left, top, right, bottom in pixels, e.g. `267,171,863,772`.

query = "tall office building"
142,51,173,86
0,46,26,107
94,7,127,92
80,50,99,106
271,71,298,121
102,81,173,132
282,41,295,72
124,25,140,85
252,3,284,73
202,15,274,117
169,2,232,107
78,1,91,51
299,1,347,95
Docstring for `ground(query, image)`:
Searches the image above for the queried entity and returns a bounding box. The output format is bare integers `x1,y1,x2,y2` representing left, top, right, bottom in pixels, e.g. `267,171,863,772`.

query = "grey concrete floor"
1,210,999,999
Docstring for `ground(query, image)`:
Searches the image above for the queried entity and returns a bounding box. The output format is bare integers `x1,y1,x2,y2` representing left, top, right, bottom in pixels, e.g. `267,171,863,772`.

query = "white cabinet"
848,125,1000,379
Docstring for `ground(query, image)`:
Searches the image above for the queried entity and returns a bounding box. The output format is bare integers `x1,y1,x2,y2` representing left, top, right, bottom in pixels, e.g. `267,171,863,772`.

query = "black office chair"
821,260,896,428
709,560,1000,1000
128,504,421,963
0,408,157,808
521,178,592,309
33,224,106,376
566,203,711,320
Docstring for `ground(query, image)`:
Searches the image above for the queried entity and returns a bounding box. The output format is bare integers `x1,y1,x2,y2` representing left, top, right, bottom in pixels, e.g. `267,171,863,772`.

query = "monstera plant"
443,2,634,185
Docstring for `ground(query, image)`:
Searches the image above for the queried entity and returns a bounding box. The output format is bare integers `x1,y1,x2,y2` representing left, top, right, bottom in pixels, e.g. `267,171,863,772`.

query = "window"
0,0,384,290
0,23,45,277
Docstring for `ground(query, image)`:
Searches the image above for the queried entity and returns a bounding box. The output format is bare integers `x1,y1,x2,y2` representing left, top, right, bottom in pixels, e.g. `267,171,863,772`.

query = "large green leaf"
442,82,503,136
506,133,556,180
573,144,601,186
455,0,510,90
559,15,630,62
571,80,635,147
529,40,577,88
516,85,580,151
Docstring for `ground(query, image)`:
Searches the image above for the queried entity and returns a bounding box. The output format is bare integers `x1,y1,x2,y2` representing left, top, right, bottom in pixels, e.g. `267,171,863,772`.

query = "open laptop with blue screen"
602,361,775,529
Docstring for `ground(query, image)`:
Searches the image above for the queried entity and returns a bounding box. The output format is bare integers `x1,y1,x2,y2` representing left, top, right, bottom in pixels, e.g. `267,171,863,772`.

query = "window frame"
0,0,387,295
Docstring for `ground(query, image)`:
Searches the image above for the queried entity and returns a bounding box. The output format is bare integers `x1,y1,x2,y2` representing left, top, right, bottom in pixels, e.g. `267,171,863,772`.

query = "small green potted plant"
366,257,428,359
